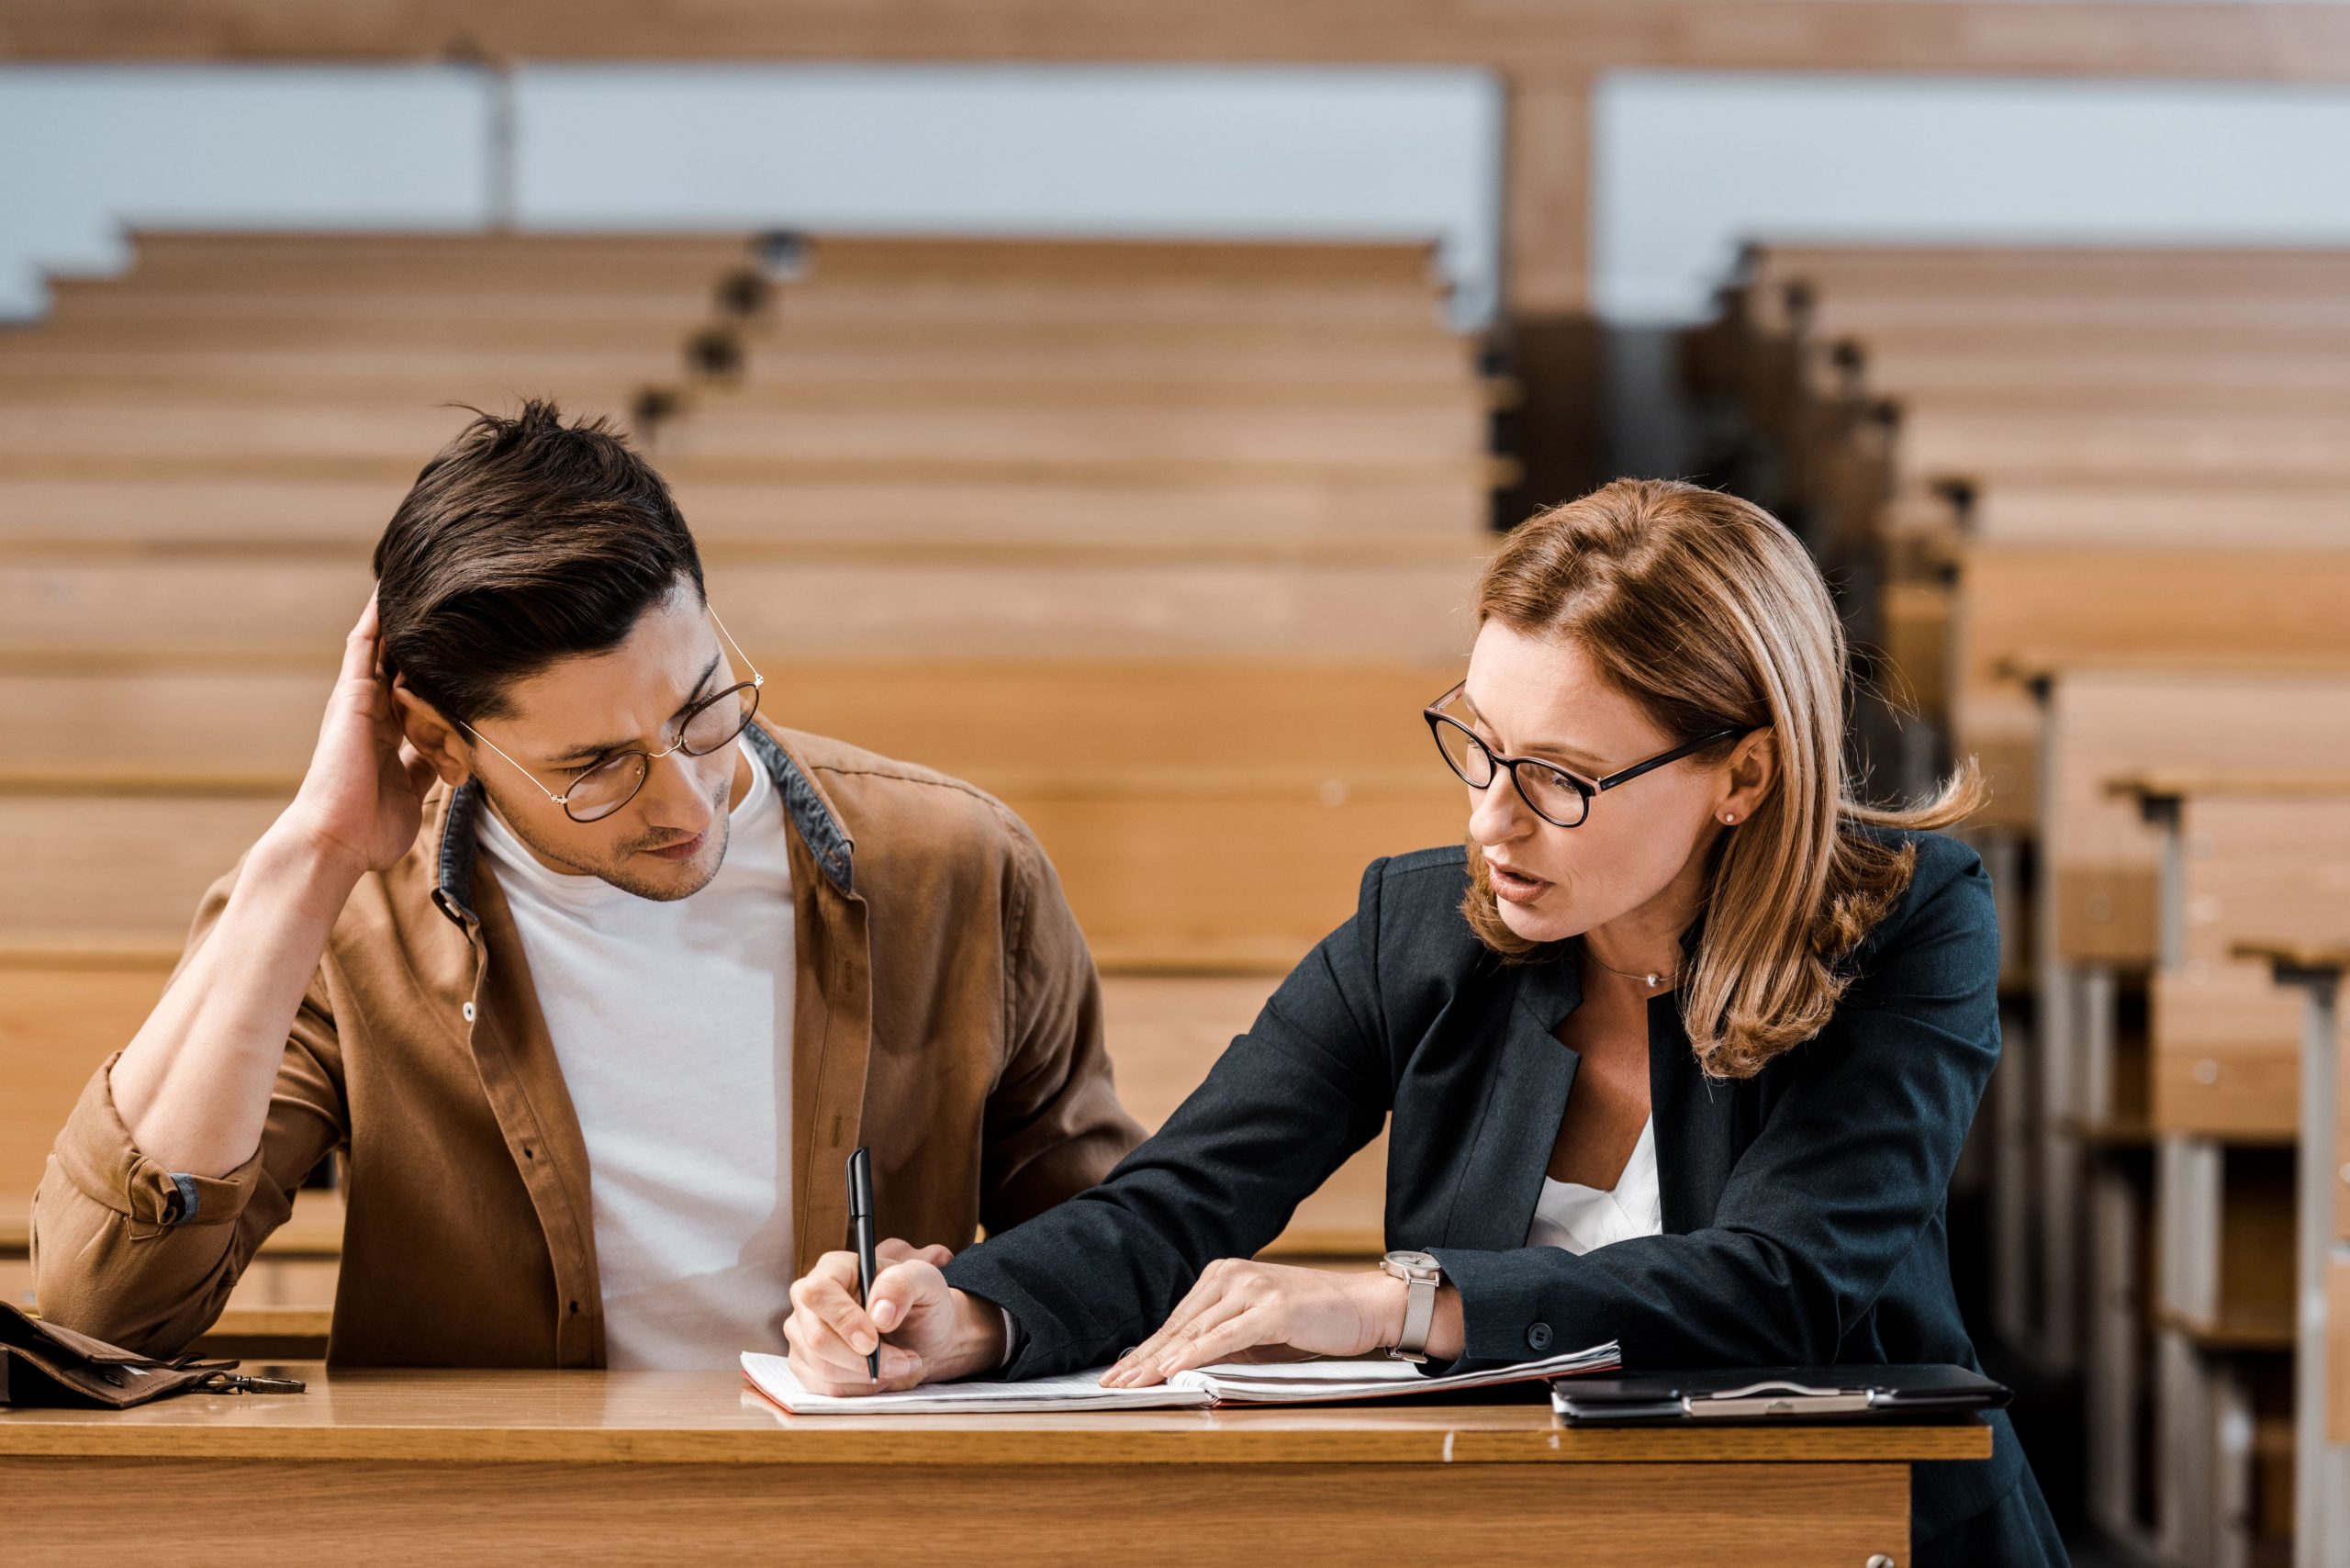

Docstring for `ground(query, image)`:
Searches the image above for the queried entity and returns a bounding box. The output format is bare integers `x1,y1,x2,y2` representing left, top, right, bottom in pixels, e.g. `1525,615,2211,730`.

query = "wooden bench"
1876,479,2350,600
2083,779,2350,1565
2006,672,2350,1386
111,230,762,282
11,313,723,357
1815,407,2350,562
2132,784,2350,1140
796,236,1449,287
0,770,1461,972
1977,658,2350,1415
733,325,1478,386
0,470,1492,551
641,399,1491,467
2041,673,2350,980
2010,667,2350,1550
1946,550,2350,834
0,549,1483,664
0,656,1462,788
0,403,1495,482
1718,241,2350,1562
1745,242,2350,304
1707,241,2350,452
1721,242,2350,562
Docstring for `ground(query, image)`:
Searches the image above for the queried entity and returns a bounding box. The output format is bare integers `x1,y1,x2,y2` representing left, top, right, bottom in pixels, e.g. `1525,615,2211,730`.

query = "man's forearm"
107,827,360,1177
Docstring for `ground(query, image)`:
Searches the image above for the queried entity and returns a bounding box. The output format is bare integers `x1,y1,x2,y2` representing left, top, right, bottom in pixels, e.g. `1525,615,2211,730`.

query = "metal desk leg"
2155,1136,2222,1567
2155,1327,2217,1566
2291,973,2346,1568
2087,1160,2152,1548
2039,958,2083,1371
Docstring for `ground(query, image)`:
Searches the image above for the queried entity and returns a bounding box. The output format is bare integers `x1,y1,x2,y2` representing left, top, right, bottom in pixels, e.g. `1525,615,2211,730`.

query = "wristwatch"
1380,1249,1443,1363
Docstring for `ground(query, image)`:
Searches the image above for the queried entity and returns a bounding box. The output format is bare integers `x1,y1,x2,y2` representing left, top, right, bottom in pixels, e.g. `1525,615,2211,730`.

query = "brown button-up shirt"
32,722,1143,1366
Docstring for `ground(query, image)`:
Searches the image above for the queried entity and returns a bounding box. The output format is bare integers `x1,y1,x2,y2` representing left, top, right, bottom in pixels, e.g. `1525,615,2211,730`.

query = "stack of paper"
741,1341,1618,1415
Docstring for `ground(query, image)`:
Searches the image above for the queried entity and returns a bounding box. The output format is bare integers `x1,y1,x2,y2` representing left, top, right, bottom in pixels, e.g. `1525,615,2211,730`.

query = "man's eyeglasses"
1423,680,1746,830
459,606,765,825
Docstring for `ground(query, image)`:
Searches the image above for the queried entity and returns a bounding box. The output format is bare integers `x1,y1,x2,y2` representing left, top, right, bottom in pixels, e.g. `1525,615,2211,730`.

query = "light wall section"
515,66,1502,320
1593,72,2350,322
0,64,1500,323
0,66,495,317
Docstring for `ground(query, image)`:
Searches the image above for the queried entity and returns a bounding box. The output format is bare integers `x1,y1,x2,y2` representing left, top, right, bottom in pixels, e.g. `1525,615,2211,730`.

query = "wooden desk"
0,1365,1989,1566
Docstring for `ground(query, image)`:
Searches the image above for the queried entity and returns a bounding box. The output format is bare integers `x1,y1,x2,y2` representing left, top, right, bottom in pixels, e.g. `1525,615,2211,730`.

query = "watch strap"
1379,1251,1442,1363
1393,1272,1437,1362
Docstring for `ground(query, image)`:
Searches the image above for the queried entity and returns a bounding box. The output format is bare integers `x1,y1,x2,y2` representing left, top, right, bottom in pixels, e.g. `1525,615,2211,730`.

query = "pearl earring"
1722,812,1738,824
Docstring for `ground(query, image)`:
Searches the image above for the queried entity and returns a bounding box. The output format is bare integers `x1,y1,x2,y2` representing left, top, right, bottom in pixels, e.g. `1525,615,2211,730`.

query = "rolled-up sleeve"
30,870,347,1357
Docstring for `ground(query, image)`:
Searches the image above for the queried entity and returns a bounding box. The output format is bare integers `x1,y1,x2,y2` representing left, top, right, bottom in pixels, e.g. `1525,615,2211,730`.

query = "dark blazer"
944,829,2065,1564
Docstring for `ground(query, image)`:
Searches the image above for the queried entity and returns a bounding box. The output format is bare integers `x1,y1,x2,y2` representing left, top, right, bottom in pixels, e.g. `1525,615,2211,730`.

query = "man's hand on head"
272,590,440,884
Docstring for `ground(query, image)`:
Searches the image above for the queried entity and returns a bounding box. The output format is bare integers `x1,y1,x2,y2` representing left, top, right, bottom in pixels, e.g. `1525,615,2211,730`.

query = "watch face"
1384,1249,1440,1277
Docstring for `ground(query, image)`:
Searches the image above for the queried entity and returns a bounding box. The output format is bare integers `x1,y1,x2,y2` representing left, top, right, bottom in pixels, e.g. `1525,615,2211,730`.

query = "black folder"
1551,1364,2009,1424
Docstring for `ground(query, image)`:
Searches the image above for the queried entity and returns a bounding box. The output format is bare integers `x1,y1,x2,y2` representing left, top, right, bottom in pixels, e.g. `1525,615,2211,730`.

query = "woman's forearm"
1426,1283,1466,1361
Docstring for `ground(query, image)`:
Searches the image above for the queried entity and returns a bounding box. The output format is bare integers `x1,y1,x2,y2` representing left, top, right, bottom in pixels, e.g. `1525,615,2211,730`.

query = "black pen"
846,1146,880,1384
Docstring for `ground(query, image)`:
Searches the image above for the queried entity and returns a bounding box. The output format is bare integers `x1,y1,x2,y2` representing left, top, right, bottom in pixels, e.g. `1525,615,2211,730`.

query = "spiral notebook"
742,1341,1618,1415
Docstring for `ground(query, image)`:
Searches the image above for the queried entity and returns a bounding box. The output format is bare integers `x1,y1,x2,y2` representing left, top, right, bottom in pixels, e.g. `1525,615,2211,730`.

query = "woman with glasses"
784,478,2065,1567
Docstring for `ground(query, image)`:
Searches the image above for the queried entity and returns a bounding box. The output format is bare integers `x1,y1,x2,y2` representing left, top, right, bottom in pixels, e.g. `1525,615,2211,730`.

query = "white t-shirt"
476,739,796,1370
1526,1116,1663,1256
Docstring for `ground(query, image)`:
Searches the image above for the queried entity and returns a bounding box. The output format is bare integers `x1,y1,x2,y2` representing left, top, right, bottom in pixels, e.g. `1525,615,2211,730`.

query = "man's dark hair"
374,400,705,726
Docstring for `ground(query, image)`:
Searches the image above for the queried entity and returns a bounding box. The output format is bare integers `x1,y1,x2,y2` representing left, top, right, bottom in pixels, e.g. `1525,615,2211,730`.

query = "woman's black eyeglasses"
1423,680,1746,829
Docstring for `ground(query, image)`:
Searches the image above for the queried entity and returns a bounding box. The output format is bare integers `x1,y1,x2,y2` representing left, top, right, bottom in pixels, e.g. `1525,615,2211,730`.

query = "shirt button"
462,1002,476,1023
1527,1321,1554,1351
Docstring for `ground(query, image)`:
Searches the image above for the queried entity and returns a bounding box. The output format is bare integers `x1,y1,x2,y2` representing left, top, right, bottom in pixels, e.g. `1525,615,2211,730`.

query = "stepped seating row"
1706,241,2350,1568
0,230,1499,1356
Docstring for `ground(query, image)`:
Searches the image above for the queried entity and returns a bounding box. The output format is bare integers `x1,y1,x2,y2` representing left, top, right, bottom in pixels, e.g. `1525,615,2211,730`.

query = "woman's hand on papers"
784,1238,1008,1395
1100,1260,1405,1388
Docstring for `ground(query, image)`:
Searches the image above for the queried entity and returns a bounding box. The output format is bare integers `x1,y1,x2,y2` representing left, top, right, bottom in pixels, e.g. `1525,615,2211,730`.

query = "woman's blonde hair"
1462,478,1983,1079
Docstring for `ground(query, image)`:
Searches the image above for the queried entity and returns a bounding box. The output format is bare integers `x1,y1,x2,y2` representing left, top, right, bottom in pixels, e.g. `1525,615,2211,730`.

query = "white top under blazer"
1525,1115,1664,1256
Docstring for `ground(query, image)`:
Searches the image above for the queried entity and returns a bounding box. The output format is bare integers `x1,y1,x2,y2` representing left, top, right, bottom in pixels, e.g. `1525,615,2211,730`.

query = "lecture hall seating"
1706,240,2350,1568
0,230,1502,1351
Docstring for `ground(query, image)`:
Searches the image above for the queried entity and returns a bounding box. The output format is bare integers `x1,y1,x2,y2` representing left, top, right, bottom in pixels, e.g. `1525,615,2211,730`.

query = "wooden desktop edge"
1996,650,2350,691
0,1366,1996,1468
2106,770,2350,808
2232,940,2350,977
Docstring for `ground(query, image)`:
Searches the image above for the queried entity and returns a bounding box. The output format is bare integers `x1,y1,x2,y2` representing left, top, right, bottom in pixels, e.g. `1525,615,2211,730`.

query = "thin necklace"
1583,946,1680,990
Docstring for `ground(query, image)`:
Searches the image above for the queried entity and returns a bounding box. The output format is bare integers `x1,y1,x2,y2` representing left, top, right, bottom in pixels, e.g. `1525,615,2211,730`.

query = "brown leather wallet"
0,1302,304,1407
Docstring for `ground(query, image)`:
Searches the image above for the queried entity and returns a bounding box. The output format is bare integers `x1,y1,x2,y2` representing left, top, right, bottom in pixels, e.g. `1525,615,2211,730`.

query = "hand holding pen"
779,1152,1011,1397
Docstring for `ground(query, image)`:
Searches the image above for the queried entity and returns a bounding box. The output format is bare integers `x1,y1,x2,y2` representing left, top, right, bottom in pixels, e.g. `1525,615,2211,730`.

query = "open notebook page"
743,1341,1618,1416
1186,1341,1617,1404
742,1353,1209,1414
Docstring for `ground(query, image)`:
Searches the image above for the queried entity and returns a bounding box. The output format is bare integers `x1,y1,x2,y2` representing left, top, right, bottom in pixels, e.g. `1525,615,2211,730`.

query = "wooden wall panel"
6,3,2350,79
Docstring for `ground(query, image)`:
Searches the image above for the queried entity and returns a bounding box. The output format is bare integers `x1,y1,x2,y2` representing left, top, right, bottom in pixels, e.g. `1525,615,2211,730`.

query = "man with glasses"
32,401,1142,1371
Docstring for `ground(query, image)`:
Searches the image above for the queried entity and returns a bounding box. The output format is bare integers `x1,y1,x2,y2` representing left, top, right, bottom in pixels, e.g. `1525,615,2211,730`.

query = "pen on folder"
846,1146,880,1385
